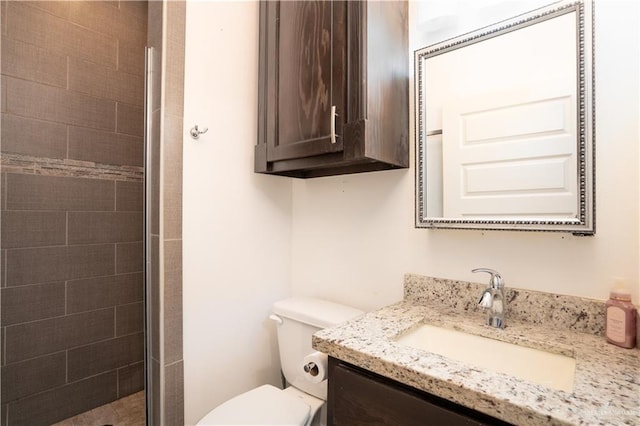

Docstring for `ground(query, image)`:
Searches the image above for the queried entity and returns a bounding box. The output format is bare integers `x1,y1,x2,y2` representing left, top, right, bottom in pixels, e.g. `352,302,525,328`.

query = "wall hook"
190,125,209,140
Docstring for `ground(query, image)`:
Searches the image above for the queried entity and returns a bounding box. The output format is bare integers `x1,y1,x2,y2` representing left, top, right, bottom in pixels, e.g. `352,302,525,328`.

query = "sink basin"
395,324,576,392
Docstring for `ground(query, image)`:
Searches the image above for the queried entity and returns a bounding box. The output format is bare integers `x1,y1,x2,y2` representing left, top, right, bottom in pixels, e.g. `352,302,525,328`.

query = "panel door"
442,84,577,219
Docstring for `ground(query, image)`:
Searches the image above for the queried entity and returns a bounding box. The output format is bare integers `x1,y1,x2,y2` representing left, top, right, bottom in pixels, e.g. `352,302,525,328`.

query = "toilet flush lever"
269,314,283,325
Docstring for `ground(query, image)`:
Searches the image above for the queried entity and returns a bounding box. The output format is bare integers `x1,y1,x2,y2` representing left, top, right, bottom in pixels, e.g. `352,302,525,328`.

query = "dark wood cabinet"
327,358,513,426
255,1,409,178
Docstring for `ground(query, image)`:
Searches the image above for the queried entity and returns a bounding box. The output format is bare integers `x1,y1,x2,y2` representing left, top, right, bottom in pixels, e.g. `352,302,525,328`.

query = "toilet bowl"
196,297,363,426
196,385,321,425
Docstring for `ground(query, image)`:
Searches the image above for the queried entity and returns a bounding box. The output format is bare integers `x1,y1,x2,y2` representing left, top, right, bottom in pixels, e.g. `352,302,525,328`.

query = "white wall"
291,0,640,311
182,2,292,424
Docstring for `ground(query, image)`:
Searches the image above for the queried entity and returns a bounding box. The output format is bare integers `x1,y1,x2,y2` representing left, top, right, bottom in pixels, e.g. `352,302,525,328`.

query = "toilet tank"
272,297,363,400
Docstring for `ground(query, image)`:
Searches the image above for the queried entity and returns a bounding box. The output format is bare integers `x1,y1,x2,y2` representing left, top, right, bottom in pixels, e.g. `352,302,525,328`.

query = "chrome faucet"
473,268,505,329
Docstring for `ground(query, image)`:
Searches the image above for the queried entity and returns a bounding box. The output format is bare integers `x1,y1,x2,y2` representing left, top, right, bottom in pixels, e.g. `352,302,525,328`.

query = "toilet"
196,297,364,425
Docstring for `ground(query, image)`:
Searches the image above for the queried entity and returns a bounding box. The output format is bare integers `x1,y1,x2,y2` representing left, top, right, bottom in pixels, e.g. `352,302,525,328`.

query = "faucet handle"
472,268,504,289
478,289,493,308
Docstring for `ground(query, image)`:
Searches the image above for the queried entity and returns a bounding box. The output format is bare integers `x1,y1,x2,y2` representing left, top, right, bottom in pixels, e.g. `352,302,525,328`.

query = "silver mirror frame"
415,0,595,235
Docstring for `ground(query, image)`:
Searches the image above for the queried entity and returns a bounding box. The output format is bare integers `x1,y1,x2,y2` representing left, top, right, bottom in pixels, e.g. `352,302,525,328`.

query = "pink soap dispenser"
605,279,637,349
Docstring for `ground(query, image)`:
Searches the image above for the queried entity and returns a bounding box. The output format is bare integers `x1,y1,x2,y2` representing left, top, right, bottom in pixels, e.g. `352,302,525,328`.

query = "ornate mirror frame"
415,0,595,235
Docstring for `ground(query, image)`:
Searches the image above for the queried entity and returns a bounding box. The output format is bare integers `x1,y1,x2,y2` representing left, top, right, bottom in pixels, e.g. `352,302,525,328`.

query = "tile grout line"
2,321,6,370
3,173,7,212
64,348,69,387
64,279,68,316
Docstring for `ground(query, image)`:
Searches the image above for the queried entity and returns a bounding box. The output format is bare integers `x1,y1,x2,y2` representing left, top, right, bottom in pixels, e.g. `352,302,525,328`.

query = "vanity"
327,358,511,425
313,274,640,425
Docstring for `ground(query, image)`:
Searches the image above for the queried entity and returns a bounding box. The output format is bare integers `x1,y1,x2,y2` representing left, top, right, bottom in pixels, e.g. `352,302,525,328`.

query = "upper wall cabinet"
255,1,409,178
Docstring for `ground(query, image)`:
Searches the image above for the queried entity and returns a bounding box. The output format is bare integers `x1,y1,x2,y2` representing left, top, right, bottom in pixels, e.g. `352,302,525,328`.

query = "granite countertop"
312,274,640,426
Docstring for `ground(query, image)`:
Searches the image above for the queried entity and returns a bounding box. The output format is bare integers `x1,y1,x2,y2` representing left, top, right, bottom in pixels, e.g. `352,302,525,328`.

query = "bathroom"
1,0,638,425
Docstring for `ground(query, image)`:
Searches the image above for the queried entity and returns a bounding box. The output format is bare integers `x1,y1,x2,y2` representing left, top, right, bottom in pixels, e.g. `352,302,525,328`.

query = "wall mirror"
415,0,594,234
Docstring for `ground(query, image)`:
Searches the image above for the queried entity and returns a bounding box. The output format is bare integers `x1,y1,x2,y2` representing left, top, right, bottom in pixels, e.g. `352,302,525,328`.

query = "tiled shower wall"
0,2,148,425
147,1,185,424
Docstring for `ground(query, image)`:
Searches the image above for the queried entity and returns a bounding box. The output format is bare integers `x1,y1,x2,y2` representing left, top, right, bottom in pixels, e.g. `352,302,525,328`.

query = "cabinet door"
328,359,510,426
264,1,347,162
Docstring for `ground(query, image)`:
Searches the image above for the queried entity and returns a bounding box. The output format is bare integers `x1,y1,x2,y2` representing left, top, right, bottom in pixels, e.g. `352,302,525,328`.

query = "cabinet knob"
330,106,339,144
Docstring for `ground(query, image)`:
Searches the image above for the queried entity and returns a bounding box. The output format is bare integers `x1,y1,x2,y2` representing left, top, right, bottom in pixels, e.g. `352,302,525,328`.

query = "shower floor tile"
52,391,145,426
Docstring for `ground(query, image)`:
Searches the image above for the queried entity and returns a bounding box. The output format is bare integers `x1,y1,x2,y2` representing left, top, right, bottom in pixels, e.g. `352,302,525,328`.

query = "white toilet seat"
196,384,311,425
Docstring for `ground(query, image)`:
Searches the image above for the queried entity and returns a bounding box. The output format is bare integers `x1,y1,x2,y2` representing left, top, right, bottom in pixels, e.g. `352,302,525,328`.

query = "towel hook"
190,124,208,140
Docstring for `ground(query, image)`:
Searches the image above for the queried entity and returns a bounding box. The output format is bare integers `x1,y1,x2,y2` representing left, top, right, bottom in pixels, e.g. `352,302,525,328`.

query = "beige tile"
116,302,143,336
68,57,144,106
38,372,117,426
1,36,67,88
164,361,184,426
164,240,182,272
116,103,144,137
7,2,117,67
150,43,162,113
1,172,5,211
67,333,143,382
147,1,163,112
1,114,68,158
6,173,115,211
113,395,146,425
115,242,143,274
167,0,186,37
117,365,145,399
0,327,4,367
147,2,163,48
21,1,69,19
1,282,65,326
74,404,120,425
1,76,6,113
118,41,146,76
6,77,116,131
68,126,143,167
5,308,114,363
151,358,161,424
67,1,121,39
165,2,185,115
162,115,183,240
2,1,7,36
1,210,66,248
120,1,148,21
150,236,160,360
1,352,66,403
50,419,75,426
67,211,142,244
165,37,185,117
163,115,184,185
1,248,5,288
68,1,147,48
115,9,147,50
116,181,143,212
66,273,143,314
6,244,115,287
163,268,183,365
150,109,161,234
162,189,182,241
